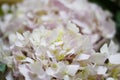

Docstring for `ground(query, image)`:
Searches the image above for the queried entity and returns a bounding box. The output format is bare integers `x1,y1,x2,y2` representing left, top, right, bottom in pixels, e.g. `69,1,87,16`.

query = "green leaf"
0,63,6,73
0,6,4,16
116,11,120,28
115,11,120,40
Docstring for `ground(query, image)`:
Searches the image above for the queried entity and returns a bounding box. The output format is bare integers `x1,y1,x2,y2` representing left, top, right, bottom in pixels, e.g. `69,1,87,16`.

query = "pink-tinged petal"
50,0,69,12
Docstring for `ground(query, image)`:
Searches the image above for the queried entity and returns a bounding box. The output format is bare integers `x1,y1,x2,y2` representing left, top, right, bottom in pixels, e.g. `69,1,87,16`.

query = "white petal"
109,41,119,54
9,33,17,44
67,22,79,33
89,53,107,64
87,64,97,75
6,71,13,80
64,75,70,80
106,77,114,80
109,54,120,64
23,31,30,38
46,51,54,58
46,68,56,76
29,30,41,46
16,32,24,41
97,66,107,75
77,54,90,60
19,65,31,80
54,41,63,46
66,65,79,76
49,44,55,50
40,38,47,47
30,62,45,75
21,57,34,63
100,43,109,54
66,49,75,55
15,41,23,47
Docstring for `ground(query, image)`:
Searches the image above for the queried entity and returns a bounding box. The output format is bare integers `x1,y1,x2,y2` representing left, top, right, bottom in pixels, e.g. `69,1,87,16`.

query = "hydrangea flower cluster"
0,0,120,80
0,0,116,49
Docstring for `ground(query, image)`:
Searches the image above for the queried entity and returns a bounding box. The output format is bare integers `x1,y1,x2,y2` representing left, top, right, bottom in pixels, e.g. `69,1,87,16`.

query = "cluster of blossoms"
0,0,120,80
0,0,116,49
